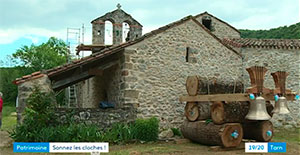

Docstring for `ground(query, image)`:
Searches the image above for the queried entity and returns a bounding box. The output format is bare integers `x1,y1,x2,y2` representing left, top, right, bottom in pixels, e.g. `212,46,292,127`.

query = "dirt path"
0,130,13,147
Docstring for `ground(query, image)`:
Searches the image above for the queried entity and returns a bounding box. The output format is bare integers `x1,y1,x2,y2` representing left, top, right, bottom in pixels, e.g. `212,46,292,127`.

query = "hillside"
239,22,300,39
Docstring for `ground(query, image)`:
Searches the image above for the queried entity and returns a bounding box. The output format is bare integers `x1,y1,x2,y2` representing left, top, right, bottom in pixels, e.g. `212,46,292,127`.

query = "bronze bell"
245,96,272,120
272,96,290,114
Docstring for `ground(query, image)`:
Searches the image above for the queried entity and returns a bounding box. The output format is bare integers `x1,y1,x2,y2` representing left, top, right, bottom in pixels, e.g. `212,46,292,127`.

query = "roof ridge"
194,11,240,34
224,38,300,49
190,17,242,57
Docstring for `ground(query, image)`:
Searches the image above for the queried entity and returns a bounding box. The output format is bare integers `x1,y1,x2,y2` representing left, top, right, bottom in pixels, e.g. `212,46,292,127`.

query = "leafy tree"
0,67,27,103
12,37,68,73
240,22,300,39
0,37,68,104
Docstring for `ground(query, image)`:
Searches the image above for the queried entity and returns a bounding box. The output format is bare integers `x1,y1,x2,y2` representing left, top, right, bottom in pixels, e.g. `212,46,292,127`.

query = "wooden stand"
211,101,274,124
181,120,243,148
242,120,273,142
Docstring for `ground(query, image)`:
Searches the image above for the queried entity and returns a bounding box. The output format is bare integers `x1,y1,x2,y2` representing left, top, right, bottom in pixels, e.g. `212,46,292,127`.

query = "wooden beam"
179,93,296,102
52,71,92,91
88,68,103,76
179,93,249,102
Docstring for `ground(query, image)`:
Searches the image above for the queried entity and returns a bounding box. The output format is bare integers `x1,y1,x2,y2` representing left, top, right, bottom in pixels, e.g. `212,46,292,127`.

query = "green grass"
272,128,300,143
1,103,17,131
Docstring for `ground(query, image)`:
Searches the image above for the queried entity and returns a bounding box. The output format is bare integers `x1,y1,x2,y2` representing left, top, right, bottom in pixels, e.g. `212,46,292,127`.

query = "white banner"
49,143,109,153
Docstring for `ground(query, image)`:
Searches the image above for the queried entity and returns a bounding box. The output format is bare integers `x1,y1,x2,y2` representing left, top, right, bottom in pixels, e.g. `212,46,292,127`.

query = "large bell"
272,96,290,114
245,96,271,120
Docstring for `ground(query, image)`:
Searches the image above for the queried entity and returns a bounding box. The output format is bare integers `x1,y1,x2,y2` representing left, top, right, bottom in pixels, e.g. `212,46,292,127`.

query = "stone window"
185,47,197,63
122,22,130,42
202,16,212,31
186,47,190,62
104,20,113,45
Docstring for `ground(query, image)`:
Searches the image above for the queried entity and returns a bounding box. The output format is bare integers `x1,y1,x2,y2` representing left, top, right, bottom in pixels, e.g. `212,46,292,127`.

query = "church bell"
245,96,271,120
272,96,290,114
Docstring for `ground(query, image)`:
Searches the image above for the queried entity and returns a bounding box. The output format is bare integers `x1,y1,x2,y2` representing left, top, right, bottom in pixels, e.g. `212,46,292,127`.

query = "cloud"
0,28,66,44
0,0,299,48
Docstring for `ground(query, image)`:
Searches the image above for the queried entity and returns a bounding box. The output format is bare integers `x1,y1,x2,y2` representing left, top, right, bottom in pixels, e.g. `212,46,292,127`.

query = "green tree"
0,37,68,104
240,22,300,39
12,37,68,73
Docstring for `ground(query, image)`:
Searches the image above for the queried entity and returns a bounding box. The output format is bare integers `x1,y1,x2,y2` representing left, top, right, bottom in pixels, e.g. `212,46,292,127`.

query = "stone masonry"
125,19,243,129
241,48,300,128
195,12,241,39
92,7,142,45
15,8,300,130
17,75,55,123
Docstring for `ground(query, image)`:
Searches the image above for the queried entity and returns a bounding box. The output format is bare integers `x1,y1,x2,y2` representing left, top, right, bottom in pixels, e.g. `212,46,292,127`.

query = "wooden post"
242,120,273,142
181,120,243,148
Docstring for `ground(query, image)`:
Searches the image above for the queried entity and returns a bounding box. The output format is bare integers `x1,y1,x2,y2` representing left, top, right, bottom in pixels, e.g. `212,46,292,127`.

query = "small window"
186,47,190,62
202,17,212,31
104,21,113,45
122,22,130,42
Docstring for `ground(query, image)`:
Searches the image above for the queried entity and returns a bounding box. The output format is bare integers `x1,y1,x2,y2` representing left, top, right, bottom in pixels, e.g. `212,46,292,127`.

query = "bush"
133,117,159,142
171,128,181,136
10,86,160,143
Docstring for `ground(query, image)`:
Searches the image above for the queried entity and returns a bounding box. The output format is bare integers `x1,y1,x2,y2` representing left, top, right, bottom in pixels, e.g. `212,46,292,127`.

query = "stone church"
14,5,300,129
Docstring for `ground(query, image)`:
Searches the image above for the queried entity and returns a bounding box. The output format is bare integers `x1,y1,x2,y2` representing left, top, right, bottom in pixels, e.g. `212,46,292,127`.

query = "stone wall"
124,19,243,129
241,48,300,127
195,13,240,39
17,75,55,124
55,107,136,129
77,54,125,108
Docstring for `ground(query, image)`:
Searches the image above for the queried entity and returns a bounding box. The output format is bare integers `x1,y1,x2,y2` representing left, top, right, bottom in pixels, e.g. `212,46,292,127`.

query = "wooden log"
184,102,199,121
242,121,273,142
186,76,244,96
186,76,199,96
211,101,274,124
181,120,243,148
184,102,211,121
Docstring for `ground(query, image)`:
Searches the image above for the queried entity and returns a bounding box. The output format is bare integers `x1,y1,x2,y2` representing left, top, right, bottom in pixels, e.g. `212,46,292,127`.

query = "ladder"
66,28,80,107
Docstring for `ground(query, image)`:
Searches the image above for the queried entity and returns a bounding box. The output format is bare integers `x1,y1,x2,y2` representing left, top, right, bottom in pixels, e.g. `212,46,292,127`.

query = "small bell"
272,96,290,114
245,96,271,120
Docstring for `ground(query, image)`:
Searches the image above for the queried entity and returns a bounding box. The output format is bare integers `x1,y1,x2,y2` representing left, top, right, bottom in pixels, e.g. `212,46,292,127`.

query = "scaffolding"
65,27,81,107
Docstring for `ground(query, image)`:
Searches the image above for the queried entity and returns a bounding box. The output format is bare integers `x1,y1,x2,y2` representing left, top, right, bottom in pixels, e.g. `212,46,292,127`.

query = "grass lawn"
272,128,300,143
1,103,17,131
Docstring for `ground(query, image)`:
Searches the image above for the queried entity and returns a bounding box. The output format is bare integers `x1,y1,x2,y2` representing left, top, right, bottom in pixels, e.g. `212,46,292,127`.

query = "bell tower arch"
91,4,143,45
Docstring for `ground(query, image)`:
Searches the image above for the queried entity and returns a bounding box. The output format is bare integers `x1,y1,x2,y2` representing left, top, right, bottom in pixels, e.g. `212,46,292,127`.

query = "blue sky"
0,0,299,66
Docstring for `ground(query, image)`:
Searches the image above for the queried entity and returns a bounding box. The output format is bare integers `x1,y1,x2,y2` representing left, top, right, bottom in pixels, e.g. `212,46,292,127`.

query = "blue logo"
268,142,286,153
14,142,50,153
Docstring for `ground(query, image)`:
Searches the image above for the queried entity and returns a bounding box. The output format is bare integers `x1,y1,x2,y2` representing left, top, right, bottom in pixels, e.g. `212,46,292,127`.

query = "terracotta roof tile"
13,73,45,85
223,38,300,49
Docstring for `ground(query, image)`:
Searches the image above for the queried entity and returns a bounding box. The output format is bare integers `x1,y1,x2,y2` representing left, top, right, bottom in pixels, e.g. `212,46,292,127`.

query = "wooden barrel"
181,120,243,148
